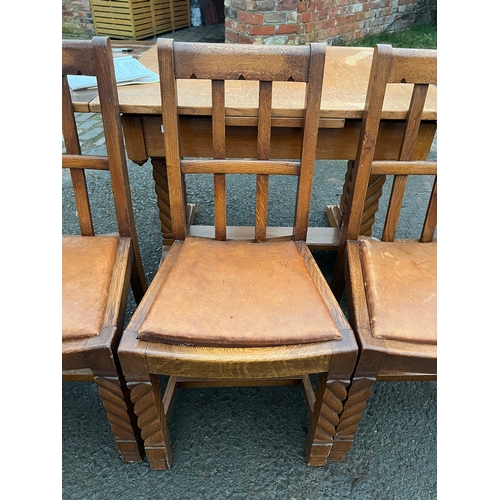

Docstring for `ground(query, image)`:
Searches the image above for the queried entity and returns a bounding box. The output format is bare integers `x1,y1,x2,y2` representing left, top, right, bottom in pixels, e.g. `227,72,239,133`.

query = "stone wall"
62,0,96,39
224,0,437,45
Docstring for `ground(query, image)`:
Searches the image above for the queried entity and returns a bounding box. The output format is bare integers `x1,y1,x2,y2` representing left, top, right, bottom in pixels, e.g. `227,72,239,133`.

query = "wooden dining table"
72,41,437,250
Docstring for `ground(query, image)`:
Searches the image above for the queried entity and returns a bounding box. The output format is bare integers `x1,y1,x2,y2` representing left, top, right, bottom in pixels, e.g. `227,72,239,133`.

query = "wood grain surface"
82,44,436,120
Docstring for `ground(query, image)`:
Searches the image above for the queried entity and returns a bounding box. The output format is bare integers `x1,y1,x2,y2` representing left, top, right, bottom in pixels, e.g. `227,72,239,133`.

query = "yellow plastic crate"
90,0,190,40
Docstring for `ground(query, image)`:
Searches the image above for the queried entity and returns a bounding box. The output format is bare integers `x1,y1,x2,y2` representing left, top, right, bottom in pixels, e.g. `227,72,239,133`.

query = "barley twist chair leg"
127,374,173,470
305,374,350,466
94,375,144,462
328,376,376,461
151,158,174,247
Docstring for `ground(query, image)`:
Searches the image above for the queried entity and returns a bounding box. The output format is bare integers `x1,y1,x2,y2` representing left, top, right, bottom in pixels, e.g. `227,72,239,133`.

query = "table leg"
121,115,148,166
326,160,386,236
151,158,195,249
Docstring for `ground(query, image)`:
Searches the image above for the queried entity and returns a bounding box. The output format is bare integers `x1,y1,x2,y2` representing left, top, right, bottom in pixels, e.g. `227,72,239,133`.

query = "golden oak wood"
62,37,148,463
87,45,436,120
127,114,436,162
328,44,437,462
118,40,358,470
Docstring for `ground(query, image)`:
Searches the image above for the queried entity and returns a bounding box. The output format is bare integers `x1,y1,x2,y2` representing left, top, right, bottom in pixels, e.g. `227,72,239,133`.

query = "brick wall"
62,0,436,44
225,0,437,45
62,0,96,38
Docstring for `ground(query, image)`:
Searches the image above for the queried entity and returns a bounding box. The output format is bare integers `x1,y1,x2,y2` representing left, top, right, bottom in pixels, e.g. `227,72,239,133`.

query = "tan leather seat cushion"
138,238,342,347
62,236,119,340
359,238,436,345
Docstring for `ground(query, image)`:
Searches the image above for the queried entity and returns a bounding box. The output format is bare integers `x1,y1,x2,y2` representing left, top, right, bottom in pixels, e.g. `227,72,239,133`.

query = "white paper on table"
67,56,159,91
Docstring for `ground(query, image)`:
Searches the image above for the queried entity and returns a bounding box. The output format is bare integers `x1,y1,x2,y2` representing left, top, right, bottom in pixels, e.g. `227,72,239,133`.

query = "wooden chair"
118,39,358,470
328,44,437,461
62,36,148,462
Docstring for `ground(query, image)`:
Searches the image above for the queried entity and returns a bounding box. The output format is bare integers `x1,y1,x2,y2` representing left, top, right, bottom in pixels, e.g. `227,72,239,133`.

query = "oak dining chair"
328,44,437,461
118,39,358,470
62,36,147,462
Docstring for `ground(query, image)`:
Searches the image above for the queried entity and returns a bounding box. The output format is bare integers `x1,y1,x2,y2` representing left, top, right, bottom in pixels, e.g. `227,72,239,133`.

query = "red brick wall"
225,0,436,44
62,0,436,43
62,0,96,38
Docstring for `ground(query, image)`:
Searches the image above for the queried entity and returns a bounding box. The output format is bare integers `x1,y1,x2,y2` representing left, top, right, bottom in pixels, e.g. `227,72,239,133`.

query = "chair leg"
305,373,349,466
127,374,173,470
94,374,144,463
328,376,376,461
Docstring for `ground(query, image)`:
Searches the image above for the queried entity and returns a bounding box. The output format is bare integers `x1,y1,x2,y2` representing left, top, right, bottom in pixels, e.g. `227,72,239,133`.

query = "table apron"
122,115,437,164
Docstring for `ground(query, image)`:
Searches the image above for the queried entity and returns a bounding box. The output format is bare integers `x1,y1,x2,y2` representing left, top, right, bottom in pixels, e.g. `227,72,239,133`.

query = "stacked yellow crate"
90,0,190,40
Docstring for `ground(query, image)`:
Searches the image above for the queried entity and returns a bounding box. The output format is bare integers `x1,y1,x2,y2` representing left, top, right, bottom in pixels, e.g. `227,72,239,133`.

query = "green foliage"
344,22,437,49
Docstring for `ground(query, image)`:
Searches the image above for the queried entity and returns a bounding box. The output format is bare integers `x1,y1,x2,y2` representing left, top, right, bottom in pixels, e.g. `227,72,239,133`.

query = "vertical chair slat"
255,80,273,242
255,175,269,242
214,174,226,241
382,175,407,242
212,79,227,241
399,84,429,160
293,43,326,241
69,169,94,236
62,77,81,156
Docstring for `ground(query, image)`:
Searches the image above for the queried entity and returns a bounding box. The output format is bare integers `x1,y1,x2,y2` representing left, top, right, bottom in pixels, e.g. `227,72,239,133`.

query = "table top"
73,42,437,121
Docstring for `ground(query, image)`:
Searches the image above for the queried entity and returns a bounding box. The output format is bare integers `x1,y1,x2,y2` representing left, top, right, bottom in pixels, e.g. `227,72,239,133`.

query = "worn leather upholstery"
139,237,342,347
358,237,437,344
62,235,119,340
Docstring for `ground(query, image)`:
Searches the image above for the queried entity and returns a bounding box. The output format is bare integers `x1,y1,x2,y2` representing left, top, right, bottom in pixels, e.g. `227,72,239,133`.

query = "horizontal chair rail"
180,159,301,175
144,342,340,380
173,43,311,82
62,39,95,76
371,160,437,175
62,154,110,170
187,225,341,248
389,48,437,85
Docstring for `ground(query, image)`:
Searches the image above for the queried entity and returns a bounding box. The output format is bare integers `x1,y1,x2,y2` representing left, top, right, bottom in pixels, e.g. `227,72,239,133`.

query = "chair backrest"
157,39,326,243
62,36,146,291
341,44,437,245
